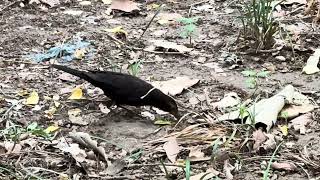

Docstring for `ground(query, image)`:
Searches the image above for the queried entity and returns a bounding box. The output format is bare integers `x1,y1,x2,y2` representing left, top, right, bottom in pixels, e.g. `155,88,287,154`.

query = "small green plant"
178,17,198,46
241,70,269,89
128,60,141,76
240,0,279,49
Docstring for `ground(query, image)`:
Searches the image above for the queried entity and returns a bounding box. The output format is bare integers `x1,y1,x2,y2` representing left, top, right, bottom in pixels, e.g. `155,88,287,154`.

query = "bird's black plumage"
52,64,179,118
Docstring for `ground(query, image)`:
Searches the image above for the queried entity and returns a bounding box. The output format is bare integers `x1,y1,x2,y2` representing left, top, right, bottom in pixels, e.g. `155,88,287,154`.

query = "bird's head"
148,89,180,119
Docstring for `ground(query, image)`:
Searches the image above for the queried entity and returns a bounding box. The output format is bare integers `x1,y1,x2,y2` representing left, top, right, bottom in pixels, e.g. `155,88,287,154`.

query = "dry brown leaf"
4,142,22,154
212,92,240,109
262,134,276,151
280,104,315,119
58,72,78,82
152,76,199,96
105,159,126,175
188,146,205,161
289,113,313,134
148,40,193,53
55,139,87,163
163,137,180,163
252,129,267,151
271,162,297,171
110,0,140,12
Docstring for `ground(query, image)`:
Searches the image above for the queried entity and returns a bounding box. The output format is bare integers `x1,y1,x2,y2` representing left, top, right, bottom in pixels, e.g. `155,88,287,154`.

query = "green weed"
178,17,198,46
240,0,280,49
241,70,269,89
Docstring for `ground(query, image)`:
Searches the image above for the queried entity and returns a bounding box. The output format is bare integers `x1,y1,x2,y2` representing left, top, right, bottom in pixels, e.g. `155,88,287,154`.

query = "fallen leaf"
147,40,192,53
185,168,220,180
58,72,78,82
302,49,320,74
110,0,140,12
68,109,87,125
289,113,312,134
45,125,59,134
4,141,22,154
163,137,180,163
188,146,205,161
271,162,297,171
252,129,267,150
280,104,315,119
104,26,128,36
152,76,199,96
55,139,87,163
69,87,83,100
212,92,240,109
262,134,276,151
105,159,126,175
278,125,288,136
25,91,39,105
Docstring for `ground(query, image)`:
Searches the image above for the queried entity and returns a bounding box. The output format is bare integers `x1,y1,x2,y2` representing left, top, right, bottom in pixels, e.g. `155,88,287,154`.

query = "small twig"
138,4,163,41
173,111,200,129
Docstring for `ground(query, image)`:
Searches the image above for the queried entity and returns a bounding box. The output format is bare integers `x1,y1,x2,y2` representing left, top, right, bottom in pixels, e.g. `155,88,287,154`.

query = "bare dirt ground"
0,0,320,179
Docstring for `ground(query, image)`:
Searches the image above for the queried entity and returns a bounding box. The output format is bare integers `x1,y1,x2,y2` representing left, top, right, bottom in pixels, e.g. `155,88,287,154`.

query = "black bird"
52,64,179,118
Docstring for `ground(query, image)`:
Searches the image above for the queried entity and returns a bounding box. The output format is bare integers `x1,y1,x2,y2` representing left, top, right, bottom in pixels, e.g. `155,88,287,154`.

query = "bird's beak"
171,110,180,120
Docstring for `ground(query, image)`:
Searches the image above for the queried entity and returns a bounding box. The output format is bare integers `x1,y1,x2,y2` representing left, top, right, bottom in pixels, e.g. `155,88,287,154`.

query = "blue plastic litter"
27,40,92,62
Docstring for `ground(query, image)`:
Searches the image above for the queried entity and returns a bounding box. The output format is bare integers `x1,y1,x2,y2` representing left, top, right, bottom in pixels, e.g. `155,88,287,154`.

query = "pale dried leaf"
55,139,86,163
163,137,180,163
110,0,140,12
58,72,78,82
212,92,240,109
105,159,126,175
148,40,193,53
262,134,277,151
252,129,267,150
4,142,22,154
271,162,297,171
188,146,205,160
281,104,315,119
152,76,199,96
289,113,313,134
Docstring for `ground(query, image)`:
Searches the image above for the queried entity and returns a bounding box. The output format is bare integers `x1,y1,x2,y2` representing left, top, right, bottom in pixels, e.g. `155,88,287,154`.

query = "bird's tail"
51,64,89,80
